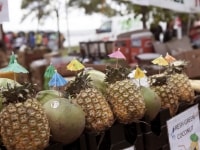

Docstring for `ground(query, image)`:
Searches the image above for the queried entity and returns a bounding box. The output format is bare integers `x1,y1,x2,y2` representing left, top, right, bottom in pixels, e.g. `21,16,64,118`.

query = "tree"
21,0,63,49
67,0,173,29
68,0,118,17
21,0,50,27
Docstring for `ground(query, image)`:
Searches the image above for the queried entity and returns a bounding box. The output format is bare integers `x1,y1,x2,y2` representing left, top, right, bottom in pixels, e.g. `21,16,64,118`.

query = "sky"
3,0,104,32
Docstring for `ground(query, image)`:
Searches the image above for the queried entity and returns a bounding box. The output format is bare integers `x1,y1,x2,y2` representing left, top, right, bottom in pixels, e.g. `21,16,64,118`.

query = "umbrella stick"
158,66,161,74
58,88,61,97
14,73,16,83
139,79,141,87
116,59,118,68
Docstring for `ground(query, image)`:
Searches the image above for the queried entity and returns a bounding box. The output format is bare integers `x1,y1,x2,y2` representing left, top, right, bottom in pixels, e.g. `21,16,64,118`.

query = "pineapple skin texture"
150,84,179,116
168,73,195,103
72,88,114,133
0,99,50,150
107,79,146,124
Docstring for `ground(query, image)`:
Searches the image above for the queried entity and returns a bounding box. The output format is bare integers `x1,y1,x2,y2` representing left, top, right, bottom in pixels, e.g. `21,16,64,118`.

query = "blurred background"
2,0,200,50
1,0,200,88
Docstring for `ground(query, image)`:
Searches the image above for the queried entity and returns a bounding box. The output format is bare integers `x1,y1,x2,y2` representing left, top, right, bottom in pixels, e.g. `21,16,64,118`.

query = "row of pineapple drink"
0,53,196,150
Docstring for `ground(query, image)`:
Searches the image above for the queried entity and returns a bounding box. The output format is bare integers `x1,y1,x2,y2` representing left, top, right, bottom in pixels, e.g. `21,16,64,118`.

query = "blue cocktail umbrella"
48,70,68,87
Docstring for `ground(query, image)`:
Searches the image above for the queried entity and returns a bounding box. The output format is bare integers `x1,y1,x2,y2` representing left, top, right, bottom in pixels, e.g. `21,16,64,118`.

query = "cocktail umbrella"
134,66,146,79
9,51,16,65
48,70,68,87
152,55,168,66
134,66,147,87
1,59,28,73
44,63,56,90
108,48,126,67
66,59,85,72
44,63,56,78
0,52,16,80
0,59,28,81
164,53,176,63
152,55,168,74
108,48,126,60
128,67,148,87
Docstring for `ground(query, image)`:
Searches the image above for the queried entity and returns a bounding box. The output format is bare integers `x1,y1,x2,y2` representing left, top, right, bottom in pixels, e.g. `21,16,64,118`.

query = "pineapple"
64,71,114,133
165,60,195,103
149,74,179,116
0,83,50,150
105,66,146,124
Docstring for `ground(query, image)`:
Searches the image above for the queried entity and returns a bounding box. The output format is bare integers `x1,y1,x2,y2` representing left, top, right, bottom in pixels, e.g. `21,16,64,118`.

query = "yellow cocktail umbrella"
134,66,146,79
66,59,85,71
152,55,168,66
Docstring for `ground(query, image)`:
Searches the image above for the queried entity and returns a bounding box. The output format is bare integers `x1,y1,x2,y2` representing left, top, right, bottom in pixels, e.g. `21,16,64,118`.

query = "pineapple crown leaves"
148,74,168,86
1,82,37,105
64,70,92,98
166,60,188,74
105,65,131,84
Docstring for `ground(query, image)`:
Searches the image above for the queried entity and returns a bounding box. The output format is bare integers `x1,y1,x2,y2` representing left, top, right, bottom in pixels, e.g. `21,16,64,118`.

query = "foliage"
67,0,176,29
68,0,118,17
21,0,193,31
21,0,51,24
21,0,63,48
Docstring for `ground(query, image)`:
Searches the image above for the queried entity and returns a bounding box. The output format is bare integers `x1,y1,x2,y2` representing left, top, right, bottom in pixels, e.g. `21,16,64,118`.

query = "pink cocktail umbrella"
108,48,126,60
108,48,126,67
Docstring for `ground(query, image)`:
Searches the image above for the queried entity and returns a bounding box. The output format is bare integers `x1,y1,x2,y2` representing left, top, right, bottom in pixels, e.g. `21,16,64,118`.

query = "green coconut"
36,90,63,105
43,98,85,144
86,69,107,93
141,86,161,121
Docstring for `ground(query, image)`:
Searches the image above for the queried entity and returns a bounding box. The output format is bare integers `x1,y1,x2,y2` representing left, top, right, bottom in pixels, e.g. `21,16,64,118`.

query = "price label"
123,145,135,150
167,104,200,150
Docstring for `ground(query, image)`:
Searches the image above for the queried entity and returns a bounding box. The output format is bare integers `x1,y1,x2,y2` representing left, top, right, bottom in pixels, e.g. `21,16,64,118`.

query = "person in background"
150,22,163,42
35,32,42,47
14,33,25,51
0,40,8,68
48,33,58,51
163,20,176,43
59,33,65,49
189,21,200,49
28,32,35,49
42,33,48,47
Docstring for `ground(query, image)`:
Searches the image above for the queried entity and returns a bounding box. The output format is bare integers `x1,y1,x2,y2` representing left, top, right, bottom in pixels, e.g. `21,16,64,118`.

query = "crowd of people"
150,18,200,49
189,21,200,49
3,31,65,52
150,20,177,43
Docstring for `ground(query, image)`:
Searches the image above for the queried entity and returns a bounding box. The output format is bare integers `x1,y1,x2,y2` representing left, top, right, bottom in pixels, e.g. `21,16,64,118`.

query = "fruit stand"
0,50,200,150
42,96,200,150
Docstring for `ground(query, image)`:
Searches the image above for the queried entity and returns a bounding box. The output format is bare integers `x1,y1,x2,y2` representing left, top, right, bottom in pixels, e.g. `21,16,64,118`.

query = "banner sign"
131,0,149,6
167,104,200,150
0,0,9,23
131,0,200,13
